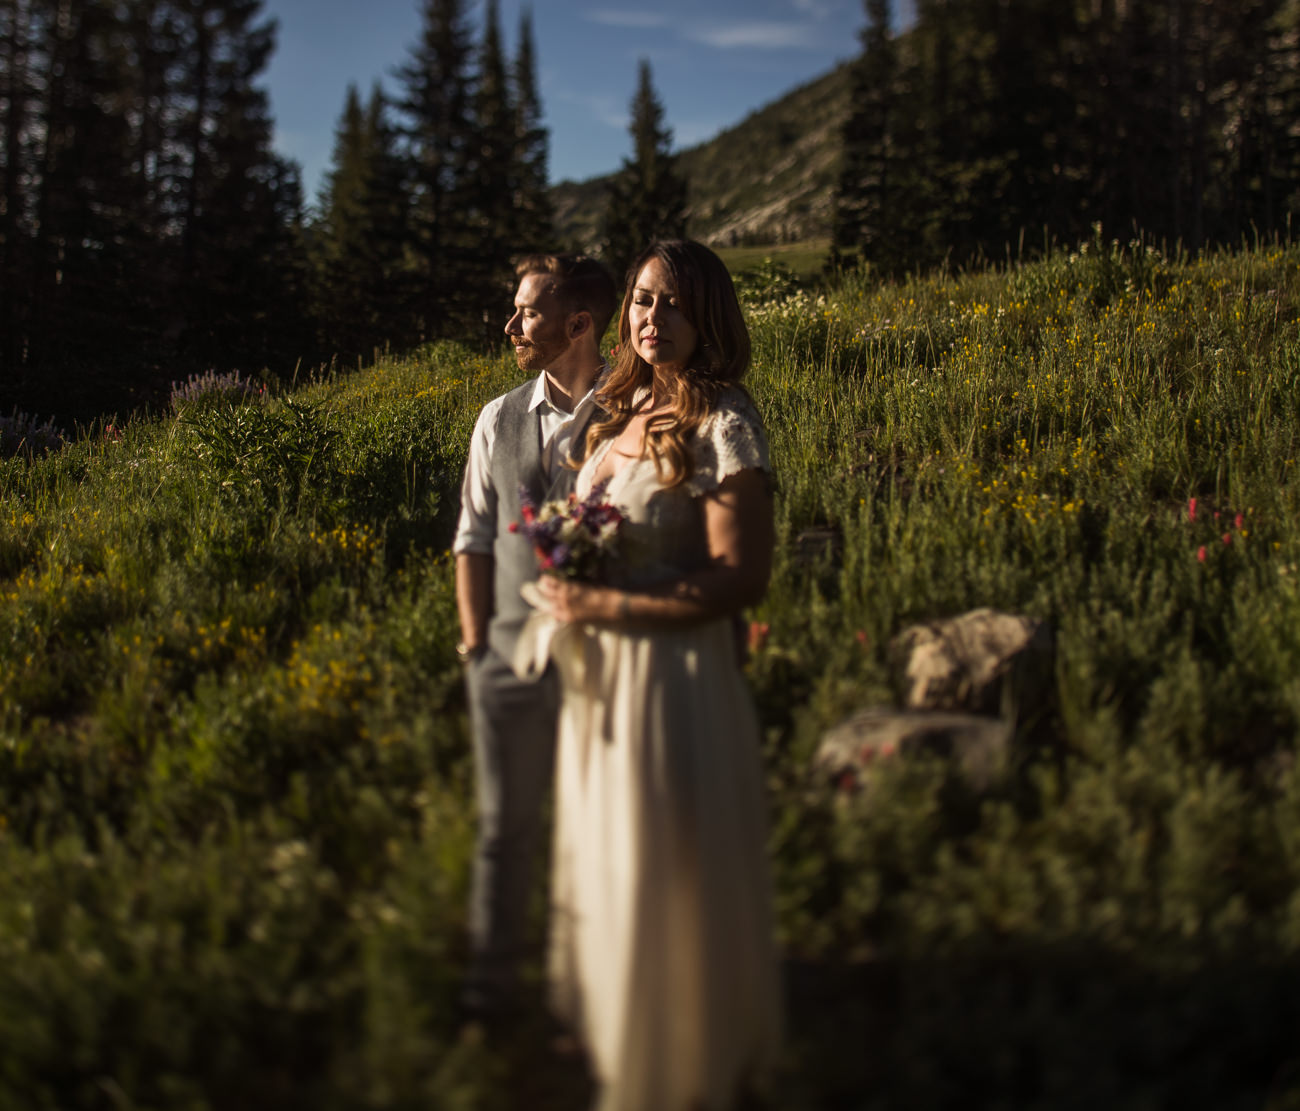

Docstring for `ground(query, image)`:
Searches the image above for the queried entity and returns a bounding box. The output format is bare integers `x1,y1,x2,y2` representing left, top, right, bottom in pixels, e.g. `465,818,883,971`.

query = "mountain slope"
550,63,852,254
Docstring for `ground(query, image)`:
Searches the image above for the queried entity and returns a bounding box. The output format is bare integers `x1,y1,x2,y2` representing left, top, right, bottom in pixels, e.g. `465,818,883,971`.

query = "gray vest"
487,381,598,660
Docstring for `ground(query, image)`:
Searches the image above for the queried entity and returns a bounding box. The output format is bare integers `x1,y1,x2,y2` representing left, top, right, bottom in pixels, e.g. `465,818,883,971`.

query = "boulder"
816,708,1012,793
889,608,1053,718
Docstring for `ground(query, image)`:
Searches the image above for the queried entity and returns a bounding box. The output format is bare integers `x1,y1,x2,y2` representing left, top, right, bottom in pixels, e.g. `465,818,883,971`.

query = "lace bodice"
577,388,770,590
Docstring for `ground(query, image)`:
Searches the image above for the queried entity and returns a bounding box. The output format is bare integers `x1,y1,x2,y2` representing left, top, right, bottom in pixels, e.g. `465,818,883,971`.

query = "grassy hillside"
550,65,852,255
3,237,1300,1107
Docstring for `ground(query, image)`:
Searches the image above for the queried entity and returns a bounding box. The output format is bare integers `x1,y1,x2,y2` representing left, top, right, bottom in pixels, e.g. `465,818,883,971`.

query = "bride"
531,239,782,1110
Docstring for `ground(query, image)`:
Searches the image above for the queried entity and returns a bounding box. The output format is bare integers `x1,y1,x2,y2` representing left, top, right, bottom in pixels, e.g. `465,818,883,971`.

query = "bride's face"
628,257,698,375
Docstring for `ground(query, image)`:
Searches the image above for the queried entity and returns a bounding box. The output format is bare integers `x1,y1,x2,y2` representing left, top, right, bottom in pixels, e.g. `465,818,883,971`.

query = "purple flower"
513,478,624,581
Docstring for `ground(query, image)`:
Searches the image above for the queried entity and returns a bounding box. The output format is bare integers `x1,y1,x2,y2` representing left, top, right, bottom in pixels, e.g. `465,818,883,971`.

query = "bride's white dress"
539,388,782,1111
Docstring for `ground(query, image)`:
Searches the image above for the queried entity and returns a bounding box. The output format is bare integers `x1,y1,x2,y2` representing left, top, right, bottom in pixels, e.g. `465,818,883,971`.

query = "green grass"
2,236,1300,1108
716,237,832,280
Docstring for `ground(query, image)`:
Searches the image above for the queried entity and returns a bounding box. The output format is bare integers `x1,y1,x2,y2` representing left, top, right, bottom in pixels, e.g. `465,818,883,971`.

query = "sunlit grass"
2,239,1300,1106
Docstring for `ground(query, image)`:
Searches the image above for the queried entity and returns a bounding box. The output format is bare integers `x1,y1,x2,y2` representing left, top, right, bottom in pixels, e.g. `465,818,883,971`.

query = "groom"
453,252,617,1019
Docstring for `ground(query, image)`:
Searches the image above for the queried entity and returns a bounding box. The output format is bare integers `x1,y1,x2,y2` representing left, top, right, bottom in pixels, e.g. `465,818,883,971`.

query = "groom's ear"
568,311,591,340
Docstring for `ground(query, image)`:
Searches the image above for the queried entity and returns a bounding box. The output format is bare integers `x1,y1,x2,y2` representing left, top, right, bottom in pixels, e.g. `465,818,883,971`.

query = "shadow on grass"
774,944,1300,1111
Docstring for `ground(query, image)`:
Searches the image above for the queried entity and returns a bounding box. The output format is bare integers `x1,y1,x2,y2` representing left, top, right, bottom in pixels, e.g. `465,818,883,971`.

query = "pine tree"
463,0,516,346
833,0,900,271
396,0,475,341
311,82,415,362
311,84,378,360
1262,0,1300,227
603,59,688,278
37,0,148,402
2,0,178,415
511,6,553,250
0,0,42,394
164,0,305,374
0,0,310,421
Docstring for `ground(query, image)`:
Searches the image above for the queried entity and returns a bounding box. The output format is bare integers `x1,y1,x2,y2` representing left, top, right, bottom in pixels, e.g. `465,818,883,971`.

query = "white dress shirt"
452,369,606,556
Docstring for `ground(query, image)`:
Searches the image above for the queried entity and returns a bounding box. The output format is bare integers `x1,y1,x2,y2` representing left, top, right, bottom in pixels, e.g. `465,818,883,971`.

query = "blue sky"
261,0,915,205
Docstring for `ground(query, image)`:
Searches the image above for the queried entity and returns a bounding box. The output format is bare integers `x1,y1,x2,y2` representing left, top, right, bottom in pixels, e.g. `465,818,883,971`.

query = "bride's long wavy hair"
586,239,751,488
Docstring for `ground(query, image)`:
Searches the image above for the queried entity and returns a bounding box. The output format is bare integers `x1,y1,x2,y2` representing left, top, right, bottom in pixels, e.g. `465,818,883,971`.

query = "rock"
889,608,1053,718
816,708,1012,793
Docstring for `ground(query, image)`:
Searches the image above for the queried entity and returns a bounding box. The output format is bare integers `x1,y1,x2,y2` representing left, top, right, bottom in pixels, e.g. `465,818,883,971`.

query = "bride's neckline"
591,413,651,484
588,395,678,486
590,433,643,487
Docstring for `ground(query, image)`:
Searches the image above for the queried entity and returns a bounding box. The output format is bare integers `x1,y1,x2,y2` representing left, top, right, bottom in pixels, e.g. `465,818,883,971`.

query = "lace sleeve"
685,389,771,497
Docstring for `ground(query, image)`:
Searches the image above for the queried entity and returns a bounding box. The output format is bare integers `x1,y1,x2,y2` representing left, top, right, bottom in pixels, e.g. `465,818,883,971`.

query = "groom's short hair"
515,253,617,342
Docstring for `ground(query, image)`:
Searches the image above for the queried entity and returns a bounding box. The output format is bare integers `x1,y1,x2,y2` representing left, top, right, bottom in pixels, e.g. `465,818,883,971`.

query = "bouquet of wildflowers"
509,478,624,581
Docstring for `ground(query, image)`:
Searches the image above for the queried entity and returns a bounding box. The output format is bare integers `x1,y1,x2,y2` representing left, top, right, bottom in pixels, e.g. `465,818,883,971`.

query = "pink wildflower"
1187,497,1197,522
1223,532,1232,545
1234,512,1244,531
747,621,770,654
1197,546,1207,563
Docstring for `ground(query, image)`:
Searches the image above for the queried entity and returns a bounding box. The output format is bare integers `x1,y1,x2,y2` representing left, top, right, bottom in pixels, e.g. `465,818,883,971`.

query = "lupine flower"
748,621,770,653
1187,497,1197,522
170,368,264,411
1197,546,1207,562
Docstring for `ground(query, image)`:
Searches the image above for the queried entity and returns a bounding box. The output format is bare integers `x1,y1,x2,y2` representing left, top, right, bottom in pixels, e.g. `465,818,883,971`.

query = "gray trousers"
463,645,560,1007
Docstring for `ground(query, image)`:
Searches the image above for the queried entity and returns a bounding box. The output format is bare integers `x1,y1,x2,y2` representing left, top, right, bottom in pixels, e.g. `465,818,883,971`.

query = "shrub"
0,409,65,459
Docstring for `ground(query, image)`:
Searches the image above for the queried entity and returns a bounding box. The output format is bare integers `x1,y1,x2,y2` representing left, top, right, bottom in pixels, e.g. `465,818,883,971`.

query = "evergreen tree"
1206,0,1298,241
1,0,309,421
603,59,688,278
363,86,419,352
833,0,901,271
0,0,42,392
1262,0,1300,226
169,0,296,368
464,0,516,346
311,84,372,360
396,0,475,341
511,6,553,250
311,82,415,362
33,0,146,408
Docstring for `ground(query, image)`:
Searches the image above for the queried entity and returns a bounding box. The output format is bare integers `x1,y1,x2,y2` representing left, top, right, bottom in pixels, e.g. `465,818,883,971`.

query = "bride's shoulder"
688,387,770,494
702,386,765,434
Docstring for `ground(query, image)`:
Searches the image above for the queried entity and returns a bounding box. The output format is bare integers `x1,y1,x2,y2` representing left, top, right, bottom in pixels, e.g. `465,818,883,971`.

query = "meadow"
2,234,1299,1109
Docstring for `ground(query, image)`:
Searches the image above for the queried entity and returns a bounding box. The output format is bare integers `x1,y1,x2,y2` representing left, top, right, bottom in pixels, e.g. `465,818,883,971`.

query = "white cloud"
554,88,628,131
686,21,821,50
585,9,671,29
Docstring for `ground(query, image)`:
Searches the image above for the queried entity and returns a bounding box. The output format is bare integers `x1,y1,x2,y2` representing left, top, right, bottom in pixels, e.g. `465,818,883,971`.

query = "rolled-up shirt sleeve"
452,397,503,555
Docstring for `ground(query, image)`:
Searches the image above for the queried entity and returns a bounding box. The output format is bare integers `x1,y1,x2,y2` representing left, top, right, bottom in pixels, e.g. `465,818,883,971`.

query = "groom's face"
505,271,572,372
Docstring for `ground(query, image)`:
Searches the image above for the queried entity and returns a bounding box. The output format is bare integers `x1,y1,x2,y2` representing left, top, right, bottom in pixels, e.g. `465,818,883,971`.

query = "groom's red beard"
512,326,570,372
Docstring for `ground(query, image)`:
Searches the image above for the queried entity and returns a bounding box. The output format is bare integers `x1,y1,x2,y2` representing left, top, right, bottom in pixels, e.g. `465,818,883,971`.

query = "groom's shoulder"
473,377,536,435
494,376,539,408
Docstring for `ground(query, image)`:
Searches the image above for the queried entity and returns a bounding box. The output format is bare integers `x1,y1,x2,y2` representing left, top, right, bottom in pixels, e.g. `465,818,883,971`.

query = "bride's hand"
535,575,622,625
